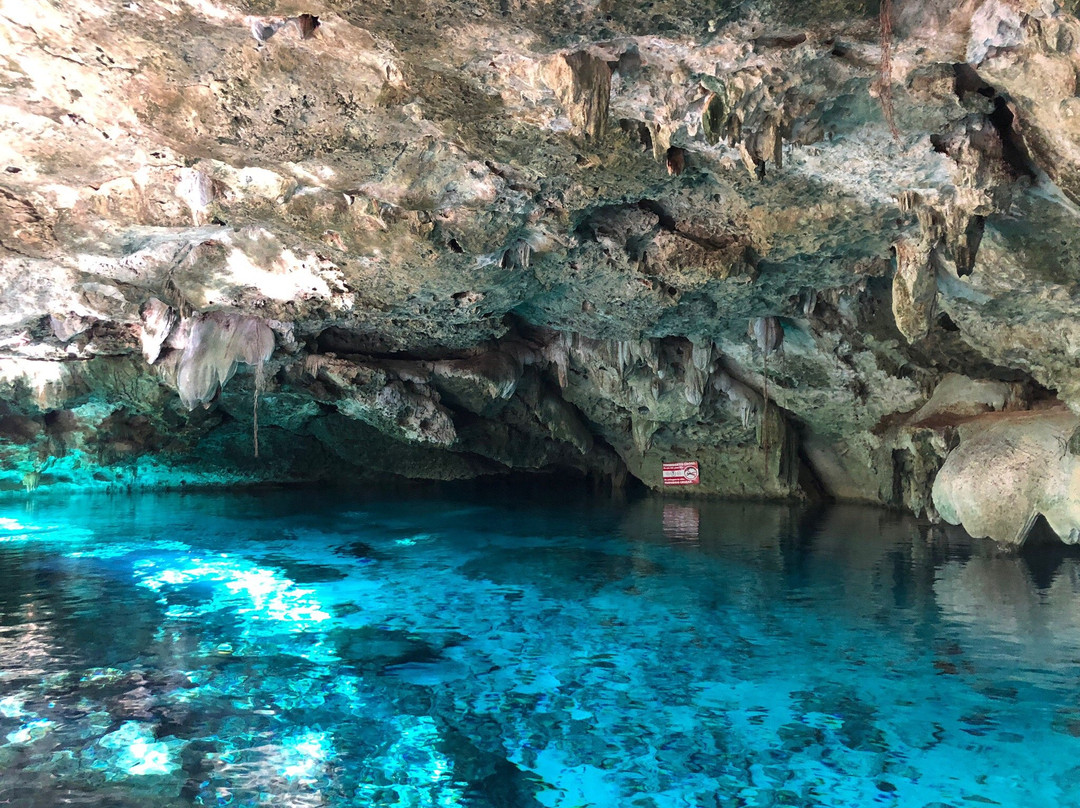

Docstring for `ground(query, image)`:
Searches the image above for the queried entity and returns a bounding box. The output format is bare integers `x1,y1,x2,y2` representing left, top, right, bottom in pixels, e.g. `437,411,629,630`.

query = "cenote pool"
2,489,1080,807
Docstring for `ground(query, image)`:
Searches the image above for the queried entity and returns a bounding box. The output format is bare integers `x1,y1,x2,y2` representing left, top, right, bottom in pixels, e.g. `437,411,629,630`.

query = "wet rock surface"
2,0,1080,542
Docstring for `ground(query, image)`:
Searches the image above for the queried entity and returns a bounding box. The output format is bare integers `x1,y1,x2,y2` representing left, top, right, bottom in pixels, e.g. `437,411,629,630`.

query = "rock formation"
3,0,1080,544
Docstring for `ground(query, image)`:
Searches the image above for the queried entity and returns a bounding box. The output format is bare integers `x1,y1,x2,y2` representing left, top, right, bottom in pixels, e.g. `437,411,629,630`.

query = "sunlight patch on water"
6,717,52,745
133,556,332,629
0,515,94,544
96,722,183,778
279,730,332,783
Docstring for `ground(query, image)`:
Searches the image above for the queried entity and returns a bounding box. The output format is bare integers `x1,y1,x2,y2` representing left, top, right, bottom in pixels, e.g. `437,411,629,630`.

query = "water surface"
0,489,1078,807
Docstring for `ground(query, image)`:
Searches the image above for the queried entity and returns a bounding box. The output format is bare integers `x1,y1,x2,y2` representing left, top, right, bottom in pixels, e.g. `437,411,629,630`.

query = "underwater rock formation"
1,0,1080,542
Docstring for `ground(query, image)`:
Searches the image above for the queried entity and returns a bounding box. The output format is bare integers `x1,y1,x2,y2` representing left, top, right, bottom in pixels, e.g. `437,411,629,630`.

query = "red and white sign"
662,461,700,486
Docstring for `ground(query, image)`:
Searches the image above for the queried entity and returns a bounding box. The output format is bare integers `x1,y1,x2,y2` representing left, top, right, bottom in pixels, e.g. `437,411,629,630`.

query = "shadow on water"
1020,515,1080,591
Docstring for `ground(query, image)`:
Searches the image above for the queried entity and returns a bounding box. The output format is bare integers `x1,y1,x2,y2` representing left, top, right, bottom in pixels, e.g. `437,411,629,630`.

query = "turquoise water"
1,490,1080,807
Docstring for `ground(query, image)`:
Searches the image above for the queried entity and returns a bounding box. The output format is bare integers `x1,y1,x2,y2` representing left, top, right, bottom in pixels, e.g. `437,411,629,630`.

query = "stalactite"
140,298,178,364
253,361,265,459
690,340,713,373
21,456,53,494
176,168,215,226
631,416,656,454
892,237,936,342
684,365,704,407
501,239,531,270
543,333,571,388
546,50,611,141
171,312,275,410
640,340,659,374
616,340,632,377
750,317,784,355
650,376,662,402
749,317,784,473
715,372,760,430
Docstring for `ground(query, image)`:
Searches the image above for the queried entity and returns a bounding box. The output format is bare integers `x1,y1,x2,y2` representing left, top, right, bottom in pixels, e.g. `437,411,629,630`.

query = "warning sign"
662,461,700,486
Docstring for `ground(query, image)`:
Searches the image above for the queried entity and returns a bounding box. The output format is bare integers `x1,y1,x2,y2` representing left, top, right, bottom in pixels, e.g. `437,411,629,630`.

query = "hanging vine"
878,0,901,141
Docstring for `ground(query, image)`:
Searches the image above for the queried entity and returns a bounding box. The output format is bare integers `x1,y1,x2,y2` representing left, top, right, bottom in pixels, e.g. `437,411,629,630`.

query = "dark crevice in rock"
787,415,832,503
753,32,808,49
890,447,911,509
903,329,1041,386
955,214,985,277
315,328,427,359
618,118,652,152
826,41,878,70
636,199,677,231
987,99,1036,180
1027,379,1060,405
665,146,686,176
951,63,1037,180
953,62,996,100
609,45,642,77
937,312,960,332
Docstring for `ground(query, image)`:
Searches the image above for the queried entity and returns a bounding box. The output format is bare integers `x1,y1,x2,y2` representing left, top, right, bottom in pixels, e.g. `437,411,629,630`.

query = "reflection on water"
1,490,1080,806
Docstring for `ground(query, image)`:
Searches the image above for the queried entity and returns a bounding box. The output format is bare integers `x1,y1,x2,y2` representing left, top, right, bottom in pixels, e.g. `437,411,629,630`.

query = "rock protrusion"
300,355,457,447
910,373,1010,424
891,237,937,343
932,410,1080,546
139,298,178,364
545,50,611,141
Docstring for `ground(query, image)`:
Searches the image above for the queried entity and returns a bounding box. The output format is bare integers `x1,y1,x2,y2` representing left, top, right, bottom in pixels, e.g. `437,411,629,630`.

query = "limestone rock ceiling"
2,0,1080,544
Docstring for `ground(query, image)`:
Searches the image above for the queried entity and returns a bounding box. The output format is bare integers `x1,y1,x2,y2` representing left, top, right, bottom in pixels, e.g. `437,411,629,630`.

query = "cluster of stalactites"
614,64,794,182
543,333,674,393
539,330,766,453
890,111,1012,344
699,72,788,181
713,371,762,431
140,298,275,410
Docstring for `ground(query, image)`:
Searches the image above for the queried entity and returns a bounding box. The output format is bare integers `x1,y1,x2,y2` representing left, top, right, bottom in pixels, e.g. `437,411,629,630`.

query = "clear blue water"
1,489,1080,807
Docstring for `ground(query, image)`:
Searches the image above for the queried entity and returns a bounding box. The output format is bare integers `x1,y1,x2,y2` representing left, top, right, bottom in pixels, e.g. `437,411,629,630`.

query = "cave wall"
3,0,1080,544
